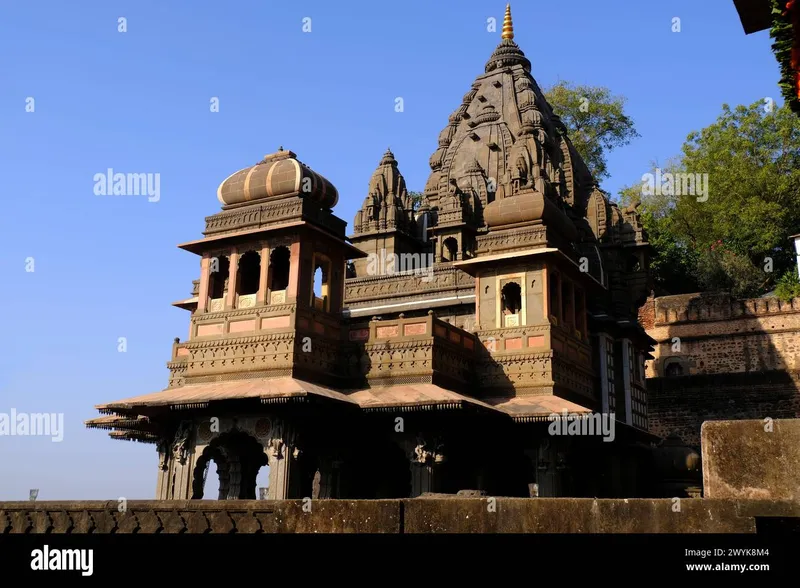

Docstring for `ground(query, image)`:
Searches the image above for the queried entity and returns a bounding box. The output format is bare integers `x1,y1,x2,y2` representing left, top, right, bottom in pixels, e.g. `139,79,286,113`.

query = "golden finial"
501,4,514,40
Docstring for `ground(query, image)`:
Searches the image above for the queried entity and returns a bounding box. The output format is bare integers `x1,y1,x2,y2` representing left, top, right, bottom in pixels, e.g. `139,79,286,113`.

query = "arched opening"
269,246,290,303
665,362,684,378
236,250,261,306
312,255,331,312
191,431,268,499
501,281,522,327
207,255,230,306
442,237,458,262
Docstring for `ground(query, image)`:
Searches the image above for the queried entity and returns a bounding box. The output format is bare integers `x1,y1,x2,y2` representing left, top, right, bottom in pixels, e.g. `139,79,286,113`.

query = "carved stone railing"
350,313,477,390
237,294,257,309
1,498,793,533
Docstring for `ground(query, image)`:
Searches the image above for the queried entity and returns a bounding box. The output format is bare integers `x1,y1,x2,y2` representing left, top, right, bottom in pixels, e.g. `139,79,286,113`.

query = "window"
442,237,458,262
501,281,522,326
269,247,290,292
208,255,230,301
312,255,331,312
237,251,261,297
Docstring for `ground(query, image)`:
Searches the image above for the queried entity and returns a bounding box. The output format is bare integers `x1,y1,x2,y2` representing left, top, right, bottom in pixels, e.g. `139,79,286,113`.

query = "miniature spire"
501,4,514,40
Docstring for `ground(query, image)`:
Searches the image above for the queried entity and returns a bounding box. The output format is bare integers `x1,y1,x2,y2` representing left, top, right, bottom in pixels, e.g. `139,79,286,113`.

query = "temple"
87,5,667,500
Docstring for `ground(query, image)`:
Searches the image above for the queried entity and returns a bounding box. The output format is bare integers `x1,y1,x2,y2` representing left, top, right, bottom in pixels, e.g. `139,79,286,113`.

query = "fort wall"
641,294,800,444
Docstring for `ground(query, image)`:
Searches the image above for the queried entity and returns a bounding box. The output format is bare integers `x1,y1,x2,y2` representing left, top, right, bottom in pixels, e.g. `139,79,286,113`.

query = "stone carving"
172,421,193,465
412,435,446,465
267,438,284,459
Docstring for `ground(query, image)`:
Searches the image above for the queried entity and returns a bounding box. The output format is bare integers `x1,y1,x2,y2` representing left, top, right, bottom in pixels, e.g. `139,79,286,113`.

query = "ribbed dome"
217,148,338,209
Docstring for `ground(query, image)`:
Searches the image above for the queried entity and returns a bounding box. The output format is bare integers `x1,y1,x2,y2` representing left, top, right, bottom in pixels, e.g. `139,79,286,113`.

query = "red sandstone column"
258,245,270,305
227,250,240,309
198,255,210,312
287,241,301,300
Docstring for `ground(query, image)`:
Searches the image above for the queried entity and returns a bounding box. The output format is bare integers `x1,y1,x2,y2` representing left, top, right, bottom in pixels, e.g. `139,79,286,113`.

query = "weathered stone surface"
403,498,755,533
702,419,800,500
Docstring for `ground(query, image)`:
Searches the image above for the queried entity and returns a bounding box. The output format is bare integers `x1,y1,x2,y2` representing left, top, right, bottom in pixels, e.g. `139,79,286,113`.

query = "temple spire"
501,4,514,40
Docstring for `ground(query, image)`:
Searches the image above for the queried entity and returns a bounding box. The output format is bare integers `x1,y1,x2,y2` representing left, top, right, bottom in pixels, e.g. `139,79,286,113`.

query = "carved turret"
349,149,427,277
353,149,415,236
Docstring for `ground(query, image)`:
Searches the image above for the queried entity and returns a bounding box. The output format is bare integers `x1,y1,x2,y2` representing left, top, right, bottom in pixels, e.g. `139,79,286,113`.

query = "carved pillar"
226,454,242,499
408,436,445,497
226,250,240,309
258,245,270,305
266,438,292,499
197,255,211,312
155,439,171,499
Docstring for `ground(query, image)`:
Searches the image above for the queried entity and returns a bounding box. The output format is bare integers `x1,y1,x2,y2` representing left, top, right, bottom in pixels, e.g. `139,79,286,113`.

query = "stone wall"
640,293,800,378
641,293,800,444
2,497,798,533
702,419,800,501
647,371,800,445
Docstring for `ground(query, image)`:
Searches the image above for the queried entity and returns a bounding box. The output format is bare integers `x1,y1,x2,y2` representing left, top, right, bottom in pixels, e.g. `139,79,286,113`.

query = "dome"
216,148,338,209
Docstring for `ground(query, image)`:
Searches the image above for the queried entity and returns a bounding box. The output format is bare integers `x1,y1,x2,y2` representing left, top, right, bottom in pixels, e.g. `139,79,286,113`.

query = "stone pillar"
266,438,291,499
226,454,242,499
155,440,171,499
287,241,301,300
226,250,240,309
620,338,633,426
197,255,211,312
258,245,270,305
408,436,445,497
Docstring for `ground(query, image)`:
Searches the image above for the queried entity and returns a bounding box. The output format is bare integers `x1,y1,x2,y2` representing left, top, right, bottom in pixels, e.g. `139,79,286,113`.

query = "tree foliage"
544,81,639,181
620,101,800,298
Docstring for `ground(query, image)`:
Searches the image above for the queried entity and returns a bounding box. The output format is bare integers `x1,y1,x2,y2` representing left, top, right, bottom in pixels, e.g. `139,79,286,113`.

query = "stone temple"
87,6,663,500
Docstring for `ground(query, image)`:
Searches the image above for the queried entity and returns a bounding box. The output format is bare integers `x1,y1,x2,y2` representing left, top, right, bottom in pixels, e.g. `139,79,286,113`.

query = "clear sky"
0,0,781,499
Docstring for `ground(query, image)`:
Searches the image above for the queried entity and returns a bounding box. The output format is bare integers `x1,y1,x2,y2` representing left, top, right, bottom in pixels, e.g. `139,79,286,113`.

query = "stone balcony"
348,312,477,393
476,322,595,401
168,304,348,388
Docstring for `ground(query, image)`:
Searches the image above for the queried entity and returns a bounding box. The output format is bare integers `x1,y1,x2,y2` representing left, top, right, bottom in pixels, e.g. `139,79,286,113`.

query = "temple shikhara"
87,6,664,500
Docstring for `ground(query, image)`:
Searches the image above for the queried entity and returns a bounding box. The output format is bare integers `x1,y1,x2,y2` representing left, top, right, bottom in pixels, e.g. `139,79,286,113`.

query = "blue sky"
0,0,781,499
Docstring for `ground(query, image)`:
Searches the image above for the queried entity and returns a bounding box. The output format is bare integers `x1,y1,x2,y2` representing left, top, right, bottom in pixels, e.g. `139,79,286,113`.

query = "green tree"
544,81,639,181
621,101,800,297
